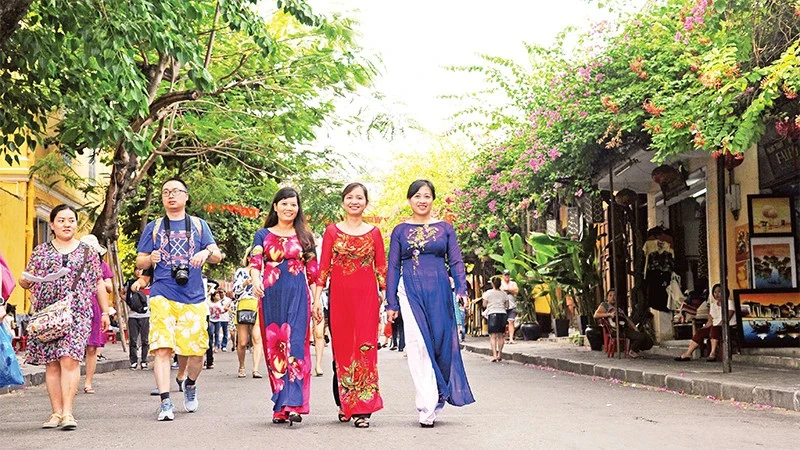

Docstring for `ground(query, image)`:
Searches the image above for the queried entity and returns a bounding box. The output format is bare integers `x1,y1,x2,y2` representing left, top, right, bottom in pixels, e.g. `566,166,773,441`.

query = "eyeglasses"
162,188,188,197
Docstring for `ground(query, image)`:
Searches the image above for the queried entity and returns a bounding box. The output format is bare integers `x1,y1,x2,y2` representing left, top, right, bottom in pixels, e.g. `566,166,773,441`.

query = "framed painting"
734,224,749,262
735,260,750,289
750,236,797,289
734,289,800,348
747,195,795,237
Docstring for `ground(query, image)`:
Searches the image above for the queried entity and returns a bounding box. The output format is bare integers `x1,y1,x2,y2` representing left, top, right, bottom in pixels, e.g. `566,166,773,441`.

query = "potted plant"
527,223,602,341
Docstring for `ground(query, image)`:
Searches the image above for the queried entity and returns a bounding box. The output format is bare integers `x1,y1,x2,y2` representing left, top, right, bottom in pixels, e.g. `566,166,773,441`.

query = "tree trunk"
91,145,140,243
0,0,32,46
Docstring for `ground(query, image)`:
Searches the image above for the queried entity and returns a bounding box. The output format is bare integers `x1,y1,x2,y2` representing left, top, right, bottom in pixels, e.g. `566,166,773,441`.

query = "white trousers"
398,280,441,425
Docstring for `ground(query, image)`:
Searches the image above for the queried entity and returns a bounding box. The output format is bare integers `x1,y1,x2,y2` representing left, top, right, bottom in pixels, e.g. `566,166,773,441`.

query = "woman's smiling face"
342,185,367,217
408,185,434,217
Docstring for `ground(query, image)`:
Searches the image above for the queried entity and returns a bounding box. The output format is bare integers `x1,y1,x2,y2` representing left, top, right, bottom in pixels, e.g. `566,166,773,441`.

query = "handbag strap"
70,246,91,291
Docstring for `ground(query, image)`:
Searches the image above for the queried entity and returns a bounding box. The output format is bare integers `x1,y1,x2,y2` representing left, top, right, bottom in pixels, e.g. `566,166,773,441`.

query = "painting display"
735,224,750,289
750,237,797,289
734,289,800,348
747,195,795,237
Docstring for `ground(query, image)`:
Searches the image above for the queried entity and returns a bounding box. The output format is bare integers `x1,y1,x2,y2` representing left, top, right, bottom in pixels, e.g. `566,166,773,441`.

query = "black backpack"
125,281,149,314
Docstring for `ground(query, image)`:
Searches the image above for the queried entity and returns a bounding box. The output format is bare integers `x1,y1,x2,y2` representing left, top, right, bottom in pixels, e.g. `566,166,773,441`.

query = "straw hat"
80,234,107,256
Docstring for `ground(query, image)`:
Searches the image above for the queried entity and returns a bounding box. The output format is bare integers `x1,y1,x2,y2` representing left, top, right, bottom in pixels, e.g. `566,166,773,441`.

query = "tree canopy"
1,0,378,253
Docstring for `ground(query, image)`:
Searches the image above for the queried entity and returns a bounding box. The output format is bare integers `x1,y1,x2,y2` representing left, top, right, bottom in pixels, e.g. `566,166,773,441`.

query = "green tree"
0,0,376,248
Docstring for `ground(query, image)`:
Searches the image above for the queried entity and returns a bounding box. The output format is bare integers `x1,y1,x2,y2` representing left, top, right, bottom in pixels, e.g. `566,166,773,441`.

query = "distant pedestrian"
500,270,519,344
250,187,319,426
209,291,225,352
482,277,507,362
124,267,151,370
313,182,386,428
137,177,222,421
391,310,405,351
79,234,114,395
233,250,263,379
385,180,475,428
20,204,110,430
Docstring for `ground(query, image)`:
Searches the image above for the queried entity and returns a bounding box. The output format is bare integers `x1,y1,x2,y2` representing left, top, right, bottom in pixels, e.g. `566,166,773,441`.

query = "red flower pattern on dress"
262,262,281,289
265,323,291,392
264,235,287,263
287,258,304,276
338,343,380,409
288,355,307,382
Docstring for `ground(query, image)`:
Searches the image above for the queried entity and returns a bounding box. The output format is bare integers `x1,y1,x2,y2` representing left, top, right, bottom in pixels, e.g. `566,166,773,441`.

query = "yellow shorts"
148,296,209,356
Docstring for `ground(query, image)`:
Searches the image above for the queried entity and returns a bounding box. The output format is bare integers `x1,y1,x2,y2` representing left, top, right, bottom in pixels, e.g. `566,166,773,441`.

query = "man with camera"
136,177,222,421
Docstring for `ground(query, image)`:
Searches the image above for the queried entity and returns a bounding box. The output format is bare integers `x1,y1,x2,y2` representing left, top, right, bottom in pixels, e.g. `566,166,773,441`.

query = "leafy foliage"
0,0,378,253
450,0,800,259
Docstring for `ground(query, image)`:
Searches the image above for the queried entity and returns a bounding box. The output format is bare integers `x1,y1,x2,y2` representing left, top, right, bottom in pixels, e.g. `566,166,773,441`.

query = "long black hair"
407,179,436,199
264,187,315,256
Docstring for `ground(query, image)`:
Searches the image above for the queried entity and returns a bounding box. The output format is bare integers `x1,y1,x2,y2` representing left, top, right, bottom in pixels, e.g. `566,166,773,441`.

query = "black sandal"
338,410,351,423
354,417,369,428
288,412,302,427
272,418,287,424
420,422,435,428
674,356,691,361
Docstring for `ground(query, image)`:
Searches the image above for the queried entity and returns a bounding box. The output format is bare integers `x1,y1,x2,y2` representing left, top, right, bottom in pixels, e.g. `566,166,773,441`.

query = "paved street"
2,345,799,449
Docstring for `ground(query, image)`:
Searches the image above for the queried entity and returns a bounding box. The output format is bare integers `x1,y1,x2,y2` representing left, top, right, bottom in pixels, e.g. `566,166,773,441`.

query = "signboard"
758,124,800,190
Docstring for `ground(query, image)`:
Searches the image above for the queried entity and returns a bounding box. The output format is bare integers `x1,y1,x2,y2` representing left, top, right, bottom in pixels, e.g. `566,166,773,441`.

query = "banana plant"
489,232,541,323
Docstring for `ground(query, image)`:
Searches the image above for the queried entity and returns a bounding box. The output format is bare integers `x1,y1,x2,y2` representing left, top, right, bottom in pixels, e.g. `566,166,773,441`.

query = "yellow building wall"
0,180,30,310
1,130,108,311
705,144,759,294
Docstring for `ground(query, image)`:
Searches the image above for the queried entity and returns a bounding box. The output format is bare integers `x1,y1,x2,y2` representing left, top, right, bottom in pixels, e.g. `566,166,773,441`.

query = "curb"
1,358,132,395
462,344,800,412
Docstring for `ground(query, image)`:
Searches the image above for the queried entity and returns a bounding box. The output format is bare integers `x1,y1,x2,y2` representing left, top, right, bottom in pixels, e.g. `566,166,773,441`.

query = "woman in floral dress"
313,182,386,429
385,180,475,428
250,187,318,426
19,205,110,430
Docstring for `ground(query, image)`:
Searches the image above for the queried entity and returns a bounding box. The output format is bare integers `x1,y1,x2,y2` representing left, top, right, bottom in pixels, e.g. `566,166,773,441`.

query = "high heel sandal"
354,417,369,428
288,412,302,426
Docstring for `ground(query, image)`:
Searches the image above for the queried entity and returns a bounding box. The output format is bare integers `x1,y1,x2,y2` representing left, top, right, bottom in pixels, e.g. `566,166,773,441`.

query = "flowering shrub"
450,0,800,257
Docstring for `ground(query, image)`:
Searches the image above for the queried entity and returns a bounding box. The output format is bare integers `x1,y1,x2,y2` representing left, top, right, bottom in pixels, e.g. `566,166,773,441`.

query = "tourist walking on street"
79,234,114,395
19,204,110,430
385,180,475,428
482,277,508,362
209,291,225,352
233,250,263,378
313,182,386,428
124,267,151,369
250,187,319,426
137,177,222,421
500,270,519,344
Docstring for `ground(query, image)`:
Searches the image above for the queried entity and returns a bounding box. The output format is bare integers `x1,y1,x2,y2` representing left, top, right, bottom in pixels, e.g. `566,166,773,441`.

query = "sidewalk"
2,341,132,395
461,337,800,412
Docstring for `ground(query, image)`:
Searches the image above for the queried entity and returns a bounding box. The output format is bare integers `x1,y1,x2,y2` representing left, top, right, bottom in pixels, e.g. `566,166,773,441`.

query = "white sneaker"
184,385,198,412
158,399,175,421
